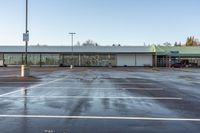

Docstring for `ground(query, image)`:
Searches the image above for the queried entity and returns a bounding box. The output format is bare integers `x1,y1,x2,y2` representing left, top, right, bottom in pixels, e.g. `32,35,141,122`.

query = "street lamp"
25,0,28,65
69,33,76,69
21,0,30,77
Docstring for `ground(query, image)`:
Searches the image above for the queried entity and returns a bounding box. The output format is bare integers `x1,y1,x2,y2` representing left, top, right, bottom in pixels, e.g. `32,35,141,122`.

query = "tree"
185,36,199,46
196,39,200,46
82,40,99,46
174,42,178,46
174,42,182,46
76,41,81,46
163,42,172,46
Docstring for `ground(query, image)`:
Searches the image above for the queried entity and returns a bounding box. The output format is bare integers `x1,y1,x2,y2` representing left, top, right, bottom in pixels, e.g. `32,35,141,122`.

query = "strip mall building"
0,45,200,67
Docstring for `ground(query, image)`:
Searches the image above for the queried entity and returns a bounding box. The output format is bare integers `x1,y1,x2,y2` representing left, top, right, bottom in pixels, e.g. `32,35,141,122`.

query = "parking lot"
0,67,200,133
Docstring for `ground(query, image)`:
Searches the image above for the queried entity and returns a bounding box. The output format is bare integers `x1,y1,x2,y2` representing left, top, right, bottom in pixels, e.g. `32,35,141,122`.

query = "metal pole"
25,0,28,65
71,34,74,66
21,0,30,77
69,33,76,67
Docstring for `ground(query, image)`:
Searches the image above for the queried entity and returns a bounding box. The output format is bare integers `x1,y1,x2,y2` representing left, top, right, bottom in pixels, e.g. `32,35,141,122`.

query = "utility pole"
21,0,30,77
25,0,28,65
69,33,76,69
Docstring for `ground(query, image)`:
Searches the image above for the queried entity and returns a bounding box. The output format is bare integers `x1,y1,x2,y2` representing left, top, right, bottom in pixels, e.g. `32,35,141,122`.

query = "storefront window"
41,54,60,66
22,54,41,65
80,54,117,66
81,54,98,66
0,54,3,60
2,53,117,66
63,54,79,66
4,54,22,65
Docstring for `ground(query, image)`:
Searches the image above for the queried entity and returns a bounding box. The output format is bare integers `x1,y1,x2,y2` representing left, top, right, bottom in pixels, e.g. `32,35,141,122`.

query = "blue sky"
0,0,199,46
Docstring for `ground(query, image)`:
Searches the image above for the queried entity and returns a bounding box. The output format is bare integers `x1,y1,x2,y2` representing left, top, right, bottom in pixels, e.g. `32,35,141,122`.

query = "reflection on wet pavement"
0,68,200,133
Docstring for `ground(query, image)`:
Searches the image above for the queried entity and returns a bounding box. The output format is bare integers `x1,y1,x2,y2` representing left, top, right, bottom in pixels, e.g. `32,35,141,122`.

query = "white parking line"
0,82,39,84
0,115,199,122
0,87,161,90
45,87,163,90
0,82,153,85
0,77,66,97
0,96,182,100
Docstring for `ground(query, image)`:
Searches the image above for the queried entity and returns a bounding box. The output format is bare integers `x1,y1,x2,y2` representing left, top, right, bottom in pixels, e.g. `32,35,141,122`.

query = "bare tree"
163,42,172,46
82,40,99,46
76,41,81,46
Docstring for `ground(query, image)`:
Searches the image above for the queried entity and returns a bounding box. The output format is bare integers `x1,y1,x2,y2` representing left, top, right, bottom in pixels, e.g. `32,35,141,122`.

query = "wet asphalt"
0,67,200,133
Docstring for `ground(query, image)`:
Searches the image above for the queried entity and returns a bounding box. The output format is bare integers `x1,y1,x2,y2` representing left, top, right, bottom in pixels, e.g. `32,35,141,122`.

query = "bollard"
70,65,73,69
21,65,30,77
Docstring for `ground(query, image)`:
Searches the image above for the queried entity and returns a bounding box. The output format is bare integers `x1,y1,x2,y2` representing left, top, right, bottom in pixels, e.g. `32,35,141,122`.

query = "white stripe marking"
0,115,199,122
0,87,162,90
0,96,182,100
0,82,37,84
0,82,153,85
0,77,66,97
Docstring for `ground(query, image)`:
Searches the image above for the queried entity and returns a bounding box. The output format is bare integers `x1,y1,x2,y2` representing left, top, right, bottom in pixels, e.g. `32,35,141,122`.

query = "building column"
135,54,137,66
40,53,42,67
154,55,157,67
162,56,164,67
3,53,4,66
22,53,24,65
169,56,171,68
78,53,81,66
62,54,64,65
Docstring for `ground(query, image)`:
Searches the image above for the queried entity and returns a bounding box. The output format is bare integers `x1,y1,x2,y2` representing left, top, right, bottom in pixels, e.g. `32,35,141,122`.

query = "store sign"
170,51,179,54
23,33,29,42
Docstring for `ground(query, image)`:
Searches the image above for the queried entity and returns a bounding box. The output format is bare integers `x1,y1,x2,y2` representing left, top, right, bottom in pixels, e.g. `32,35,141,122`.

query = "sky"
0,0,199,46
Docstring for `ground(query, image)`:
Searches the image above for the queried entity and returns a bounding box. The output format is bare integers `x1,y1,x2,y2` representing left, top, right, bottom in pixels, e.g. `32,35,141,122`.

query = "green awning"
152,45,200,56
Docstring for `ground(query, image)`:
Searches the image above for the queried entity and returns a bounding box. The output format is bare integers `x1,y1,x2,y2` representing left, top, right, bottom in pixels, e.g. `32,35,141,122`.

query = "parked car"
171,63,185,68
171,60,189,68
189,63,198,68
171,60,198,68
59,63,67,67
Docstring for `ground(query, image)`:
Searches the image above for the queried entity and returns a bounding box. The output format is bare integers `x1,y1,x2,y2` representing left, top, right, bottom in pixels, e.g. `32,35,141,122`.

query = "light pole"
25,0,28,65
21,0,30,77
69,33,76,69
